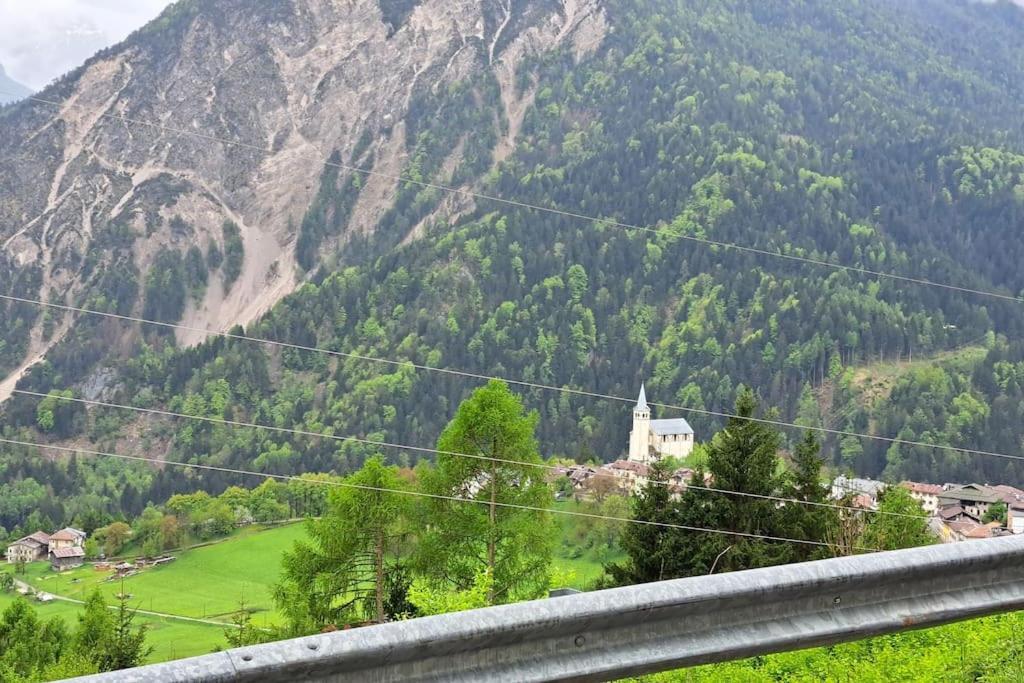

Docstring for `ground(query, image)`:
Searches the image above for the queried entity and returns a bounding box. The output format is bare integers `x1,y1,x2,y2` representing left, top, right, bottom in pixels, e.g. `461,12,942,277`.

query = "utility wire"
3,292,1021,465
0,435,878,551
2,88,1021,305
10,389,931,520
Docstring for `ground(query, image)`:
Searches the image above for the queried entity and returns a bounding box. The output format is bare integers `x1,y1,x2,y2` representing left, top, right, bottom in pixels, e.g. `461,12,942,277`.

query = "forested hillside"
4,0,1024,529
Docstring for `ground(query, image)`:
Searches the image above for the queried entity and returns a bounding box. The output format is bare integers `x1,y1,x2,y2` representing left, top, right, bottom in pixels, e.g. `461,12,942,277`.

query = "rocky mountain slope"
0,0,607,398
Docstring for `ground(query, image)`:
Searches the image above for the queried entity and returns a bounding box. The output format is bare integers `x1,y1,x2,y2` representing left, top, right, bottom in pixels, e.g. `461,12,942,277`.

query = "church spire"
636,383,649,411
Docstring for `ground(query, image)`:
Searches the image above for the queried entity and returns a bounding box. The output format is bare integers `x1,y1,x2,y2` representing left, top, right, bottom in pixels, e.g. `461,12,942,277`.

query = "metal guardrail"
74,535,1024,682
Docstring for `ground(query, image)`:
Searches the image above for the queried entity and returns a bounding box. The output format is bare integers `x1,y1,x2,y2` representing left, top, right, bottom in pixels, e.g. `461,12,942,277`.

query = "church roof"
650,418,694,436
635,384,649,411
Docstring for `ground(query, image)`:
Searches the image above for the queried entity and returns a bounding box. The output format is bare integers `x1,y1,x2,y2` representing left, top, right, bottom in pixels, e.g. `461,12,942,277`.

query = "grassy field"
0,591,226,663
8,503,619,665
552,500,624,588
22,522,306,626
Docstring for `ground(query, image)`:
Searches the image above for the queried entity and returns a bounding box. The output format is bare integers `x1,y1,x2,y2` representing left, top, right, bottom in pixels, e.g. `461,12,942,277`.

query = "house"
601,460,651,495
965,522,1009,540
567,465,597,491
6,538,44,564
48,528,86,553
669,468,695,488
902,481,943,513
831,476,886,503
5,531,51,564
992,485,1024,508
851,494,877,511
627,384,694,463
929,517,956,543
1009,504,1024,535
938,504,977,524
937,484,1000,520
50,546,85,571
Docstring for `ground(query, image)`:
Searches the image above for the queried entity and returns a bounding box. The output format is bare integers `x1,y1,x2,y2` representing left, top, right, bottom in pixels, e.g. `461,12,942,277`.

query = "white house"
902,481,943,514
830,476,886,503
600,460,651,495
1010,504,1024,535
627,384,694,463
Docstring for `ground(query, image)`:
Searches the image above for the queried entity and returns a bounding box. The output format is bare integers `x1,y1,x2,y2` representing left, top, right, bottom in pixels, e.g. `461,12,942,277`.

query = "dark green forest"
4,0,1024,530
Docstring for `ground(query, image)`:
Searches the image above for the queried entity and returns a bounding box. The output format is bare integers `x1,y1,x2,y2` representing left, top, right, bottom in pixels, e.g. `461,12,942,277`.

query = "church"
627,384,695,463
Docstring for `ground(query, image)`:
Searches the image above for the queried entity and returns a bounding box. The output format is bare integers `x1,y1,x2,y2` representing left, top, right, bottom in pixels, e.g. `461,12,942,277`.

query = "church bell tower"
628,383,651,462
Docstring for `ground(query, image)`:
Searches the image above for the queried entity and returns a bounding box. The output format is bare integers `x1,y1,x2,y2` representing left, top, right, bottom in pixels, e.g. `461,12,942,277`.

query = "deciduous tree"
416,380,554,604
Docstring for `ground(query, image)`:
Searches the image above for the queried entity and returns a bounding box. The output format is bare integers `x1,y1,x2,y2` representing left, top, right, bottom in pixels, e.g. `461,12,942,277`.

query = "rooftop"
903,481,943,496
833,476,886,496
650,418,694,436
51,547,85,559
992,485,1024,505
938,484,1000,504
607,460,650,475
635,383,649,411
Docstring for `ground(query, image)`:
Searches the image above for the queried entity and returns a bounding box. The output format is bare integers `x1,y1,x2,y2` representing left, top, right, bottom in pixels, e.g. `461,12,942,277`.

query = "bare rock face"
0,0,607,397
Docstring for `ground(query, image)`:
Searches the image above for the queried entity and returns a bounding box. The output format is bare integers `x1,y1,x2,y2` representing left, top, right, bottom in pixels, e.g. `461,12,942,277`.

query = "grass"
0,591,227,663
7,503,621,665
21,522,306,626
552,499,624,588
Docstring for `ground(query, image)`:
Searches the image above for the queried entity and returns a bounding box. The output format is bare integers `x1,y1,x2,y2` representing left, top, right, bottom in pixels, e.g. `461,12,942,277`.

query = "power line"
3,292,1020,466
2,88,1021,306
11,389,920,520
0,436,876,551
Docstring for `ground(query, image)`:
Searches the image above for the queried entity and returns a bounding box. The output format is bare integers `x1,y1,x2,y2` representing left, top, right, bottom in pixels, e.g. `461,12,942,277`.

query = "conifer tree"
100,593,151,671
701,388,792,572
604,461,677,585
780,431,836,561
275,456,411,629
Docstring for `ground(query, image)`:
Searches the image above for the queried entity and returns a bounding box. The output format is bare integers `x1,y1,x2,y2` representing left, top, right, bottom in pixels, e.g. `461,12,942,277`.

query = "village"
6,385,1024,584
550,385,1024,544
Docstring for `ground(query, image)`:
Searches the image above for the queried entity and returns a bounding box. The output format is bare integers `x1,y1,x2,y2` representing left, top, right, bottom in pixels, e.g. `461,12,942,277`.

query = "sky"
0,0,174,90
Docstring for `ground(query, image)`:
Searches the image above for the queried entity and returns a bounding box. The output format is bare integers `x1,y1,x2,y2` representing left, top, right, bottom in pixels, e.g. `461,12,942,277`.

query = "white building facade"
1011,505,1024,535
627,384,694,463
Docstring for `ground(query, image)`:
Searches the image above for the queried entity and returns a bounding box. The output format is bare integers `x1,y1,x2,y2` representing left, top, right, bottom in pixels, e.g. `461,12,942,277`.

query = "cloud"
0,0,173,89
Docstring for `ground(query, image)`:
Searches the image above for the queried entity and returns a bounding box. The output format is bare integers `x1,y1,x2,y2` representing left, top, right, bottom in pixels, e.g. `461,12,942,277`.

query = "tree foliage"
416,380,555,604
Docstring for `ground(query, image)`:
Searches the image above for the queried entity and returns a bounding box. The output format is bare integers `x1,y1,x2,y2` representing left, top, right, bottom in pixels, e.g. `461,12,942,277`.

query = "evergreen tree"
415,380,554,604
98,593,152,672
603,461,683,585
780,431,837,561
275,456,411,629
700,388,792,572
74,589,113,657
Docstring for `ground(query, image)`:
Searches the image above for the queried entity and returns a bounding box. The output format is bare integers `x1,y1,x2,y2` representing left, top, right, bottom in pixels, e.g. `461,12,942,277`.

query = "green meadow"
7,504,617,664
0,591,225,663
21,523,306,626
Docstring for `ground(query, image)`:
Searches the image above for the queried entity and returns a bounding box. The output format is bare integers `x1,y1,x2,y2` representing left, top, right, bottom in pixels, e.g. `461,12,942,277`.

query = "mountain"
4,0,1024,527
0,64,32,104
0,0,607,395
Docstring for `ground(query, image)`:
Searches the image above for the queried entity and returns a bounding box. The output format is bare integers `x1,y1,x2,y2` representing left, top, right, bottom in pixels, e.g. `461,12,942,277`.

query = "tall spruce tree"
604,461,679,585
701,388,792,572
779,430,837,562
